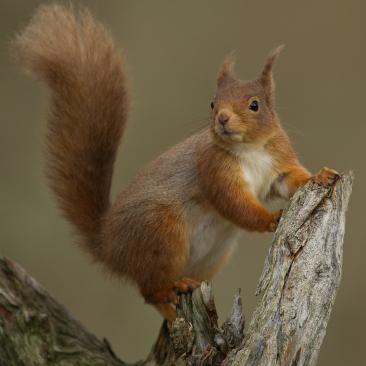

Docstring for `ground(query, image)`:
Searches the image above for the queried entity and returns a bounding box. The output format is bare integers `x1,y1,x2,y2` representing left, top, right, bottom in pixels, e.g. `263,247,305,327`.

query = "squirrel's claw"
173,278,201,294
312,167,340,187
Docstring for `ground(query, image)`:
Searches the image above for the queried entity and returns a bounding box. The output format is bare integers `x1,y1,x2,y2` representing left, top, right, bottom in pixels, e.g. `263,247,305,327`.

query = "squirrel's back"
116,129,211,204
15,5,129,259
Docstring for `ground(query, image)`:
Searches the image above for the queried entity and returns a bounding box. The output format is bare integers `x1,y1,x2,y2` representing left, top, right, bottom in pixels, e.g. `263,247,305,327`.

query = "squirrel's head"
210,45,284,148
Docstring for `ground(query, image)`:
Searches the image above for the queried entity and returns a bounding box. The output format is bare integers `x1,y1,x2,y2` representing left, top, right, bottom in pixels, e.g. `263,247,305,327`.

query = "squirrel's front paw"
268,210,283,232
312,167,339,187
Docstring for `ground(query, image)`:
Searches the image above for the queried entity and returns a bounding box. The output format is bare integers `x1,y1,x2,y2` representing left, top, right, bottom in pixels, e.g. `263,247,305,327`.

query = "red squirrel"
15,5,338,321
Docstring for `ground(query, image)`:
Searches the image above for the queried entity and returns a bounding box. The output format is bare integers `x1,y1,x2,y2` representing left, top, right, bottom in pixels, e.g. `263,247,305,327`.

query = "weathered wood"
231,172,353,366
0,172,352,366
0,257,128,366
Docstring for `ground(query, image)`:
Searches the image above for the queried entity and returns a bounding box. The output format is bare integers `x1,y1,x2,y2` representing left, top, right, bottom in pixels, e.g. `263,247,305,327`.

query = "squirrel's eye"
249,100,259,112
210,101,214,110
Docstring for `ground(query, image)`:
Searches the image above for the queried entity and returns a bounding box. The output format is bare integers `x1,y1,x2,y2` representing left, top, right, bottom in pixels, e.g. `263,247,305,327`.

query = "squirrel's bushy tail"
15,5,128,259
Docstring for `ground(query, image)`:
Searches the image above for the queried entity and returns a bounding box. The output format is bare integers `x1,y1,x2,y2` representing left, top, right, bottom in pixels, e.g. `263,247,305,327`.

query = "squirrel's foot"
312,167,339,187
143,278,200,321
268,210,283,232
173,278,201,294
144,287,179,305
143,278,200,305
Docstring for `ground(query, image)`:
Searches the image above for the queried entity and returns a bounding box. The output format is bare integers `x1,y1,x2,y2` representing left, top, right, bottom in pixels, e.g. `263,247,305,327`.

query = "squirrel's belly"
183,203,240,279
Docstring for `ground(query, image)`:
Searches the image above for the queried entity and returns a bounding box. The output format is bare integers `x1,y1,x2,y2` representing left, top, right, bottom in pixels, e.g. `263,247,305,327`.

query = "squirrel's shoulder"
118,128,213,202
144,127,212,173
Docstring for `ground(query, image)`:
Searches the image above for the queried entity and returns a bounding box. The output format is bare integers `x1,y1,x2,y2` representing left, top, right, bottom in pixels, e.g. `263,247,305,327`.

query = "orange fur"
281,166,312,197
103,204,188,304
16,5,338,321
15,5,129,258
198,144,280,232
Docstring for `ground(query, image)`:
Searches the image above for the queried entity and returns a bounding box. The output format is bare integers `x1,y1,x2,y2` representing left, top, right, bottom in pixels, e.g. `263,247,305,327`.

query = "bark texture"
231,172,353,366
0,172,352,366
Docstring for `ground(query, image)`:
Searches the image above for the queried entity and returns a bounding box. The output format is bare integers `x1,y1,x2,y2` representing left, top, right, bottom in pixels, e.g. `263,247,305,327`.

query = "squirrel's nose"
218,112,230,125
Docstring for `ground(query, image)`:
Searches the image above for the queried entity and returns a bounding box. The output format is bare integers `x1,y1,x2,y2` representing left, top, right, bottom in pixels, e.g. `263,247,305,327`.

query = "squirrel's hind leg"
147,278,201,322
155,303,177,322
134,206,197,315
173,277,201,293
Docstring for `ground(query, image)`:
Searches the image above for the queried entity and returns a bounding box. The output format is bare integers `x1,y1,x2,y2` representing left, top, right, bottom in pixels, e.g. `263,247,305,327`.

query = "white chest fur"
183,146,277,278
183,203,240,278
239,147,275,202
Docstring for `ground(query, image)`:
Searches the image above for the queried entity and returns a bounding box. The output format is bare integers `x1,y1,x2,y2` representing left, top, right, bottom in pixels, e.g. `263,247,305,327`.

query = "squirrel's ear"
260,45,285,108
217,51,236,87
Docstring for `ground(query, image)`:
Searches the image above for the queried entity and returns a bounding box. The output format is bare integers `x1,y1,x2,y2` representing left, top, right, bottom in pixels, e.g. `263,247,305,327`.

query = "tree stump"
0,172,353,366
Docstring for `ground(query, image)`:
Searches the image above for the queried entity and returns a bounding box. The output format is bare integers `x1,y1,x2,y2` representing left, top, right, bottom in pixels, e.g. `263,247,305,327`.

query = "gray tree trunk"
0,172,353,366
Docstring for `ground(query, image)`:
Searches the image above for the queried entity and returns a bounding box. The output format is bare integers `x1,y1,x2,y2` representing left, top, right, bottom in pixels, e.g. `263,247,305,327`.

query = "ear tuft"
217,51,236,87
260,45,285,108
261,45,285,82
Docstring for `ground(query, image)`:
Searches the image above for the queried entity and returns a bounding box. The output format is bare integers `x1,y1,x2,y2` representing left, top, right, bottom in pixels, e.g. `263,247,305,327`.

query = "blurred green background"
0,0,365,364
